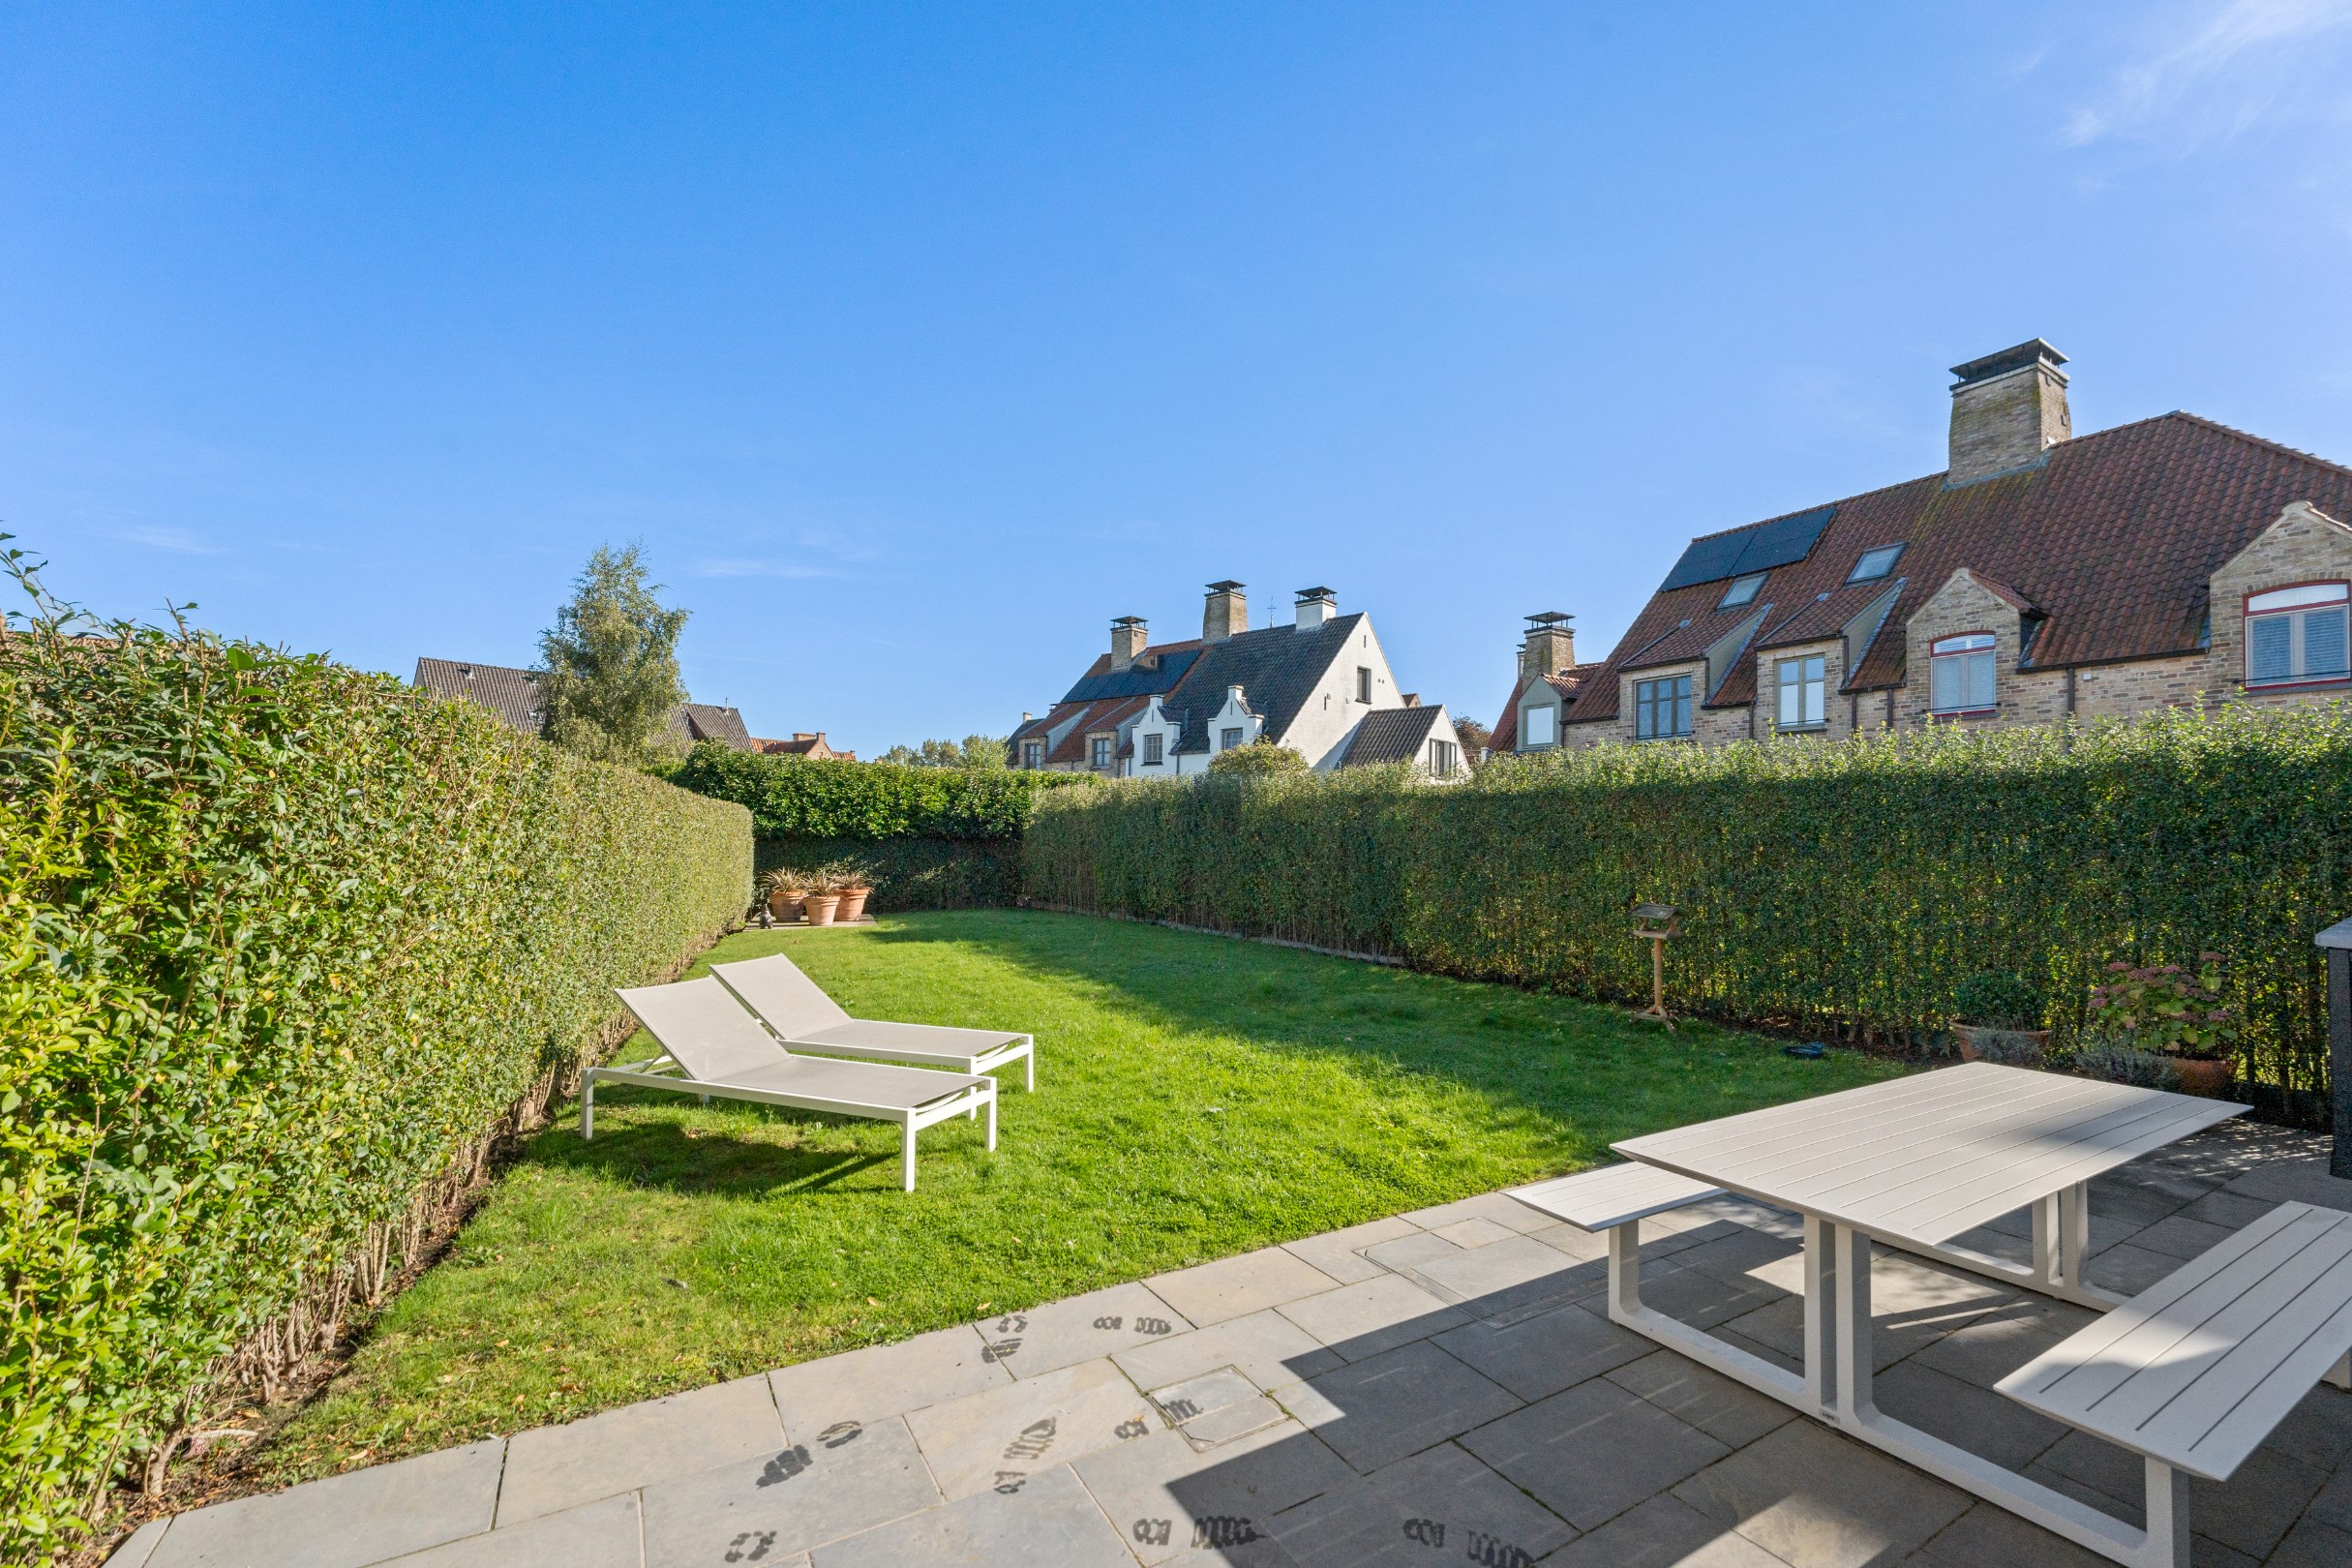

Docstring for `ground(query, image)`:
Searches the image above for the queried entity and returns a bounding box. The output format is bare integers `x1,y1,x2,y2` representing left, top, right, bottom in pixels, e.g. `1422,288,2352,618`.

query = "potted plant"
759,869,806,924
833,859,875,923
2084,953,2238,1096
1950,971,2047,1065
803,870,843,927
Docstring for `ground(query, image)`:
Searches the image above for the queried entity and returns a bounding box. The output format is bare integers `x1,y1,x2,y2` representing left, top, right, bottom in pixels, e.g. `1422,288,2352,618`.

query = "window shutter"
2248,615,2293,683
2303,606,2349,678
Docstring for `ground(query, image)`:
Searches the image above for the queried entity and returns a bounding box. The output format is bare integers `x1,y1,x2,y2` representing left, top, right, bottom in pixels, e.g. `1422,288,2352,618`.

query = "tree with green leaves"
536,544,690,765
875,735,1011,769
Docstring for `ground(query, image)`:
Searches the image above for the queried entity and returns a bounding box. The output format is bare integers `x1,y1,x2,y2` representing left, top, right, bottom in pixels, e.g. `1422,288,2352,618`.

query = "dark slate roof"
1566,412,2352,723
1059,642,1203,703
1164,614,1367,754
415,657,543,734
673,703,754,750
1341,705,1443,767
1488,666,1598,752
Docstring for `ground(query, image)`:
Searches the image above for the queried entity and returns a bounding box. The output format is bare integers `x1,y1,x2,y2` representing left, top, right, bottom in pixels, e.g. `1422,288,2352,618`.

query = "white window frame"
1718,572,1765,609
1090,736,1112,769
1929,632,1998,715
1221,726,1244,751
1142,732,1162,766
1429,739,1458,777
1634,675,1694,739
2245,582,2351,688
1776,653,1826,730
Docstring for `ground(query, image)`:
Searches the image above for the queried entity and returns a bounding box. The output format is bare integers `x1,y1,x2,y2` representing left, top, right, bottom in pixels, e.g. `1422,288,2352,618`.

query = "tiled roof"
1566,412,2352,723
673,703,753,750
1164,615,1368,753
753,732,854,761
1488,666,1598,753
414,657,543,734
1341,705,1443,767
1046,695,1150,766
1059,641,1204,704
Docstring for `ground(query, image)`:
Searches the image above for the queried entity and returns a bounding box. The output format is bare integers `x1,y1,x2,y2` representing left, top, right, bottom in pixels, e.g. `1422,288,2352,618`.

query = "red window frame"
1929,631,1998,715
2244,580,2351,689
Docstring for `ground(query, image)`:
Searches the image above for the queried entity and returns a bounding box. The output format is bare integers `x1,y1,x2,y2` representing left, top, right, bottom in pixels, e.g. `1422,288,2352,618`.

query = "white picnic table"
1517,1063,2250,1568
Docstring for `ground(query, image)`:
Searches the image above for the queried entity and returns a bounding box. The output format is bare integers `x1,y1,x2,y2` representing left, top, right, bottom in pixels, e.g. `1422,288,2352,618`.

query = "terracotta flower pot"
803,892,841,927
836,887,871,922
767,888,806,922
2170,1056,2234,1098
1953,1025,2050,1064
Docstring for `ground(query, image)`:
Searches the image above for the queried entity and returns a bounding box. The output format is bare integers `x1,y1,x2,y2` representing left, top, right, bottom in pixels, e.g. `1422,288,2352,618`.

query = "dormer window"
1849,544,1904,583
1090,736,1112,769
1718,573,1765,609
1021,739,1043,769
2246,583,2350,687
1929,632,1997,714
1143,733,1162,766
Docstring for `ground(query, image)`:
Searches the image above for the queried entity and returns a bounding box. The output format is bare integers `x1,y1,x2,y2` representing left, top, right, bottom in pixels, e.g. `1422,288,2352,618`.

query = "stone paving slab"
1462,1373,1730,1531
1430,1300,1649,1403
1147,1247,1345,1328
1672,1418,1974,1568
811,1463,1133,1568
639,1415,939,1567
1272,1341,1520,1475
1539,1493,1788,1567
1263,1440,1576,1568
768,1322,1010,1433
1111,1307,1343,1395
977,1282,1192,1379
496,1373,783,1525
1274,1274,1464,1363
1603,1351,1794,1449
377,1494,641,1567
1277,1216,1423,1286
145,1438,504,1568
1358,1229,1464,1274
1073,1421,1355,1566
904,1356,1160,1500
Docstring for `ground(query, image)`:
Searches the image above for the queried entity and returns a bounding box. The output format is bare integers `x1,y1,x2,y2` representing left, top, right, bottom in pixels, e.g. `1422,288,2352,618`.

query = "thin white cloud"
687,557,835,579
2063,0,2352,147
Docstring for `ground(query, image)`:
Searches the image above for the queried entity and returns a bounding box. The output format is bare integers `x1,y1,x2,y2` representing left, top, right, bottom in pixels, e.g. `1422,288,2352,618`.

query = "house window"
1849,544,1905,583
1221,726,1244,750
1356,667,1372,703
1929,632,1998,714
1521,704,1557,748
1429,739,1459,777
1634,675,1693,739
1776,654,1826,730
1090,736,1111,769
1718,572,1765,609
1143,733,1162,766
1021,740,1043,769
2246,583,2351,686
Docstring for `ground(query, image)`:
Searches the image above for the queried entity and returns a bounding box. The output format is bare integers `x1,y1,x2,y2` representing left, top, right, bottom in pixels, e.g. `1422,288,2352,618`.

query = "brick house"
412,657,758,750
753,732,858,762
1011,582,1467,779
1495,341,2352,752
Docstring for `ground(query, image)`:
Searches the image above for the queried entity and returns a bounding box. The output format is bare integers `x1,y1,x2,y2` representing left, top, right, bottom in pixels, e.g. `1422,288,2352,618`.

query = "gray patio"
107,1119,2352,1568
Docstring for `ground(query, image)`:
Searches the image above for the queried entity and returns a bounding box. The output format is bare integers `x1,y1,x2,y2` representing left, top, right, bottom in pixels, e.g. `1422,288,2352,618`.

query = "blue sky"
9,2,2352,753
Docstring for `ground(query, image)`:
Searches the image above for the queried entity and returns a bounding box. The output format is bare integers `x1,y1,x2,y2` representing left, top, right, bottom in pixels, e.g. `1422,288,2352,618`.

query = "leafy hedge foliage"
673,745,1088,841
755,835,1023,911
1025,709,2352,1100
1,594,749,1554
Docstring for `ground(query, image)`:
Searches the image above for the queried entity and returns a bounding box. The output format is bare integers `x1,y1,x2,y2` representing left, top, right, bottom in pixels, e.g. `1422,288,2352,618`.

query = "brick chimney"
1110,616,1148,671
1203,580,1247,644
1519,612,1576,678
1293,586,1336,631
1947,339,2069,487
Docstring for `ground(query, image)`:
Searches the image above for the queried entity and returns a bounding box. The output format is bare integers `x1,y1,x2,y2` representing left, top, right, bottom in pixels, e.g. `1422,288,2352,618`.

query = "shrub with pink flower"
2084,952,2237,1061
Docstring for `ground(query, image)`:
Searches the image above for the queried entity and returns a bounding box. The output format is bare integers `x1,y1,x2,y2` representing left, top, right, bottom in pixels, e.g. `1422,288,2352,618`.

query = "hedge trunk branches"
536,542,690,766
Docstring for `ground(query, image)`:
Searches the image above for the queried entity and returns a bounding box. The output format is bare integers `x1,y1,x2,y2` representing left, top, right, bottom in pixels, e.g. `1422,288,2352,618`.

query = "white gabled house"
1011,581,1468,780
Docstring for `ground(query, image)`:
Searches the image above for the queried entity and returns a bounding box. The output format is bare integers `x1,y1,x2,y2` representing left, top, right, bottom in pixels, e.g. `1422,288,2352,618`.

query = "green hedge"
673,745,1089,840
1025,709,2352,1100
1,599,749,1553
755,835,1023,911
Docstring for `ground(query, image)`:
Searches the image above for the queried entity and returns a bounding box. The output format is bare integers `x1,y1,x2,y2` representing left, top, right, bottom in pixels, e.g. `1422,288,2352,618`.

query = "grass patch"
263,909,1899,1477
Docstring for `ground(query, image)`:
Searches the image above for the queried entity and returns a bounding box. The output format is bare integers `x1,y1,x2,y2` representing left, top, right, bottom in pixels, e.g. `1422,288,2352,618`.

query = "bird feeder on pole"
1632,901,1679,1029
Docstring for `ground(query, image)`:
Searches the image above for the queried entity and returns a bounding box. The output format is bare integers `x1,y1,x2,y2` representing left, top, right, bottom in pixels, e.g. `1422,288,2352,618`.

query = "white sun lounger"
711,952,1037,1091
590,977,997,1191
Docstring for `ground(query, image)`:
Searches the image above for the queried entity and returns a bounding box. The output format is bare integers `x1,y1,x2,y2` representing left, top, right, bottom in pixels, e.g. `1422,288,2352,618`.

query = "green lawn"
262,909,1900,1480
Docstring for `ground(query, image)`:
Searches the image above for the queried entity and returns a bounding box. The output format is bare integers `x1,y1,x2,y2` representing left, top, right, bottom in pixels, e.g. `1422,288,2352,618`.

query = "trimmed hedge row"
672,745,1088,842
755,834,1023,912
1024,709,2352,1100
1,604,749,1554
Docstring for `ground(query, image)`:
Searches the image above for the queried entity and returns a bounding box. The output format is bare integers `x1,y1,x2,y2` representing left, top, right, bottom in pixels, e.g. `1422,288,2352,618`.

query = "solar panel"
1658,506,1835,591
1061,648,1201,704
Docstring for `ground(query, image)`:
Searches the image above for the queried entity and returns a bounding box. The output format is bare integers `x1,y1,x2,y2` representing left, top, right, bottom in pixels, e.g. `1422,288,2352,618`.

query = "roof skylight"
1718,572,1766,609
1849,544,1905,583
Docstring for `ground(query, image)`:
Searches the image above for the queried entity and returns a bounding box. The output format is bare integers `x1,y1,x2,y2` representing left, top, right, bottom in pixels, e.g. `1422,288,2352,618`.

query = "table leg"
1833,1223,1876,1426
2059,1183,2090,1294
1610,1218,1643,1319
1804,1214,1835,1416
2030,1192,2060,1291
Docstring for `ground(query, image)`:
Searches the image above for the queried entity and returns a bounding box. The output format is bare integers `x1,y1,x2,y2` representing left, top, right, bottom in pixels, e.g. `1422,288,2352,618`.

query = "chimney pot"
1946,339,2069,487
1293,586,1337,631
1110,616,1148,671
1519,612,1577,679
1203,580,1248,644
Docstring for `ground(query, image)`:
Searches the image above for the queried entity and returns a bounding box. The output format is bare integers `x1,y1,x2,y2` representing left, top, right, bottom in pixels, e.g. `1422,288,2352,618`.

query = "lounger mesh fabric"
712,954,1030,1057
616,977,984,1109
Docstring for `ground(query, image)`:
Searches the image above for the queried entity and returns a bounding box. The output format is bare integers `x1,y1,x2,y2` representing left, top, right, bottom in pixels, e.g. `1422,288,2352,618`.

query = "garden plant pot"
1952,1025,2050,1065
2170,1056,2234,1098
836,887,870,921
767,889,806,922
804,893,841,927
